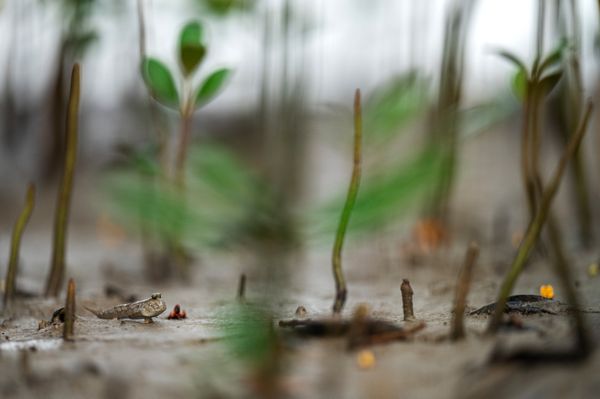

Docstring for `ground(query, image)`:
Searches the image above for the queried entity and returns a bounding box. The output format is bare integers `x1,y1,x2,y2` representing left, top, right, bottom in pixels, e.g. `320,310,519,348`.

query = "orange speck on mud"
412,218,447,254
356,350,376,369
539,284,554,299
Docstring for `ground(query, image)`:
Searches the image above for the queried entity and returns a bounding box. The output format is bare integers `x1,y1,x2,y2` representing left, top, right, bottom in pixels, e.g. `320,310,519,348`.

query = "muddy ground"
1,127,600,399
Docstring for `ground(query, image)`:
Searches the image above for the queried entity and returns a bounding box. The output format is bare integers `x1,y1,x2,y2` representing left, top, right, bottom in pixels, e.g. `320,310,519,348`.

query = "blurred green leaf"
129,145,161,177
538,38,567,74
104,143,270,249
364,72,428,142
460,96,517,139
179,21,206,76
198,0,256,15
511,68,527,101
180,21,204,46
218,304,275,366
495,49,528,75
140,58,179,108
538,70,563,96
311,147,442,238
180,44,207,77
195,68,232,107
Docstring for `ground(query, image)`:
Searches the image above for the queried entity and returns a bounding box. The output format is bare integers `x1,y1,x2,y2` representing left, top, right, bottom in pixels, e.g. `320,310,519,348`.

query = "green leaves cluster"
140,20,232,111
496,39,568,101
104,143,271,249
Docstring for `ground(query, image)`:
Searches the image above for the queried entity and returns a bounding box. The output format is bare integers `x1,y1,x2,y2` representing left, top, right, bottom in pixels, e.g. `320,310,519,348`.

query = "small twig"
3,184,35,310
63,278,76,341
332,89,363,314
450,242,479,341
46,63,80,297
401,279,416,321
348,320,426,349
237,273,247,302
488,101,593,334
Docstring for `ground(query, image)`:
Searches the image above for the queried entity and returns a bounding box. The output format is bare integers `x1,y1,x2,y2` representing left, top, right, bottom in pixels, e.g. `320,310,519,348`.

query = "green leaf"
180,44,206,76
195,68,232,107
364,72,428,142
538,38,568,75
511,68,528,101
180,21,203,46
538,70,563,96
178,21,205,76
459,96,517,139
495,49,528,76
140,58,179,108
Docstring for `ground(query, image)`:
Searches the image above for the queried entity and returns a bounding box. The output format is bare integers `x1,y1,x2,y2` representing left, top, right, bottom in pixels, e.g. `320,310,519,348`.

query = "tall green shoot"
3,184,35,310
46,63,80,297
426,0,476,224
332,89,363,315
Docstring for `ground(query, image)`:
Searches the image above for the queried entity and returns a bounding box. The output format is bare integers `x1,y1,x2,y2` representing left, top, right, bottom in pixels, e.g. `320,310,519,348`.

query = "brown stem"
521,88,536,221
401,279,416,321
237,273,247,302
529,86,544,206
63,278,76,341
450,242,479,340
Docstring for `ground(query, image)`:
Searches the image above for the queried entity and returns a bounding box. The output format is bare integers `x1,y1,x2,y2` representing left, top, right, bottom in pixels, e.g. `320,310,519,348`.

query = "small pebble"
295,306,307,318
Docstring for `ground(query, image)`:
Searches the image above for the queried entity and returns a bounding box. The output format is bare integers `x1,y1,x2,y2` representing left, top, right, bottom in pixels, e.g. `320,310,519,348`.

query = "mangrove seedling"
332,89,363,314
3,183,35,310
487,102,593,337
496,36,566,224
63,278,76,341
401,279,416,321
426,0,476,224
46,63,80,297
450,242,478,341
140,20,232,186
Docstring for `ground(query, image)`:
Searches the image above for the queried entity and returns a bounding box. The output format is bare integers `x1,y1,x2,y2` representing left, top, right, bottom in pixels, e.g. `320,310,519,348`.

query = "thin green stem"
332,89,363,314
175,110,192,188
3,184,35,310
175,85,193,188
46,63,80,297
529,85,544,205
488,101,592,333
